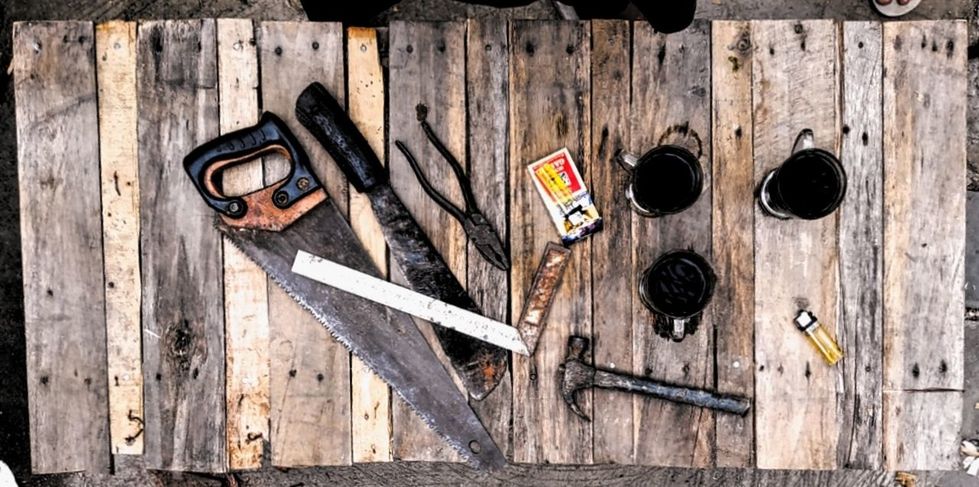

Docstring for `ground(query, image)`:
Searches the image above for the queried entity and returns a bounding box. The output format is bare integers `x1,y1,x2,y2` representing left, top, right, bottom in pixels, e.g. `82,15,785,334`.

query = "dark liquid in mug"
631,147,703,215
640,250,715,318
767,149,847,220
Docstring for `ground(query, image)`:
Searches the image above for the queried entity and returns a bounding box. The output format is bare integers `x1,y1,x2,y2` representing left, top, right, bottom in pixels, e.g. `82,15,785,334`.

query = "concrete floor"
1,1,977,485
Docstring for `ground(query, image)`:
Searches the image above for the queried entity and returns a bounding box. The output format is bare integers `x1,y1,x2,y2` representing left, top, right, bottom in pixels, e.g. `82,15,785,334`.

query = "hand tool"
292,250,529,355
295,82,508,400
559,336,751,421
515,242,572,355
183,112,506,470
394,104,510,271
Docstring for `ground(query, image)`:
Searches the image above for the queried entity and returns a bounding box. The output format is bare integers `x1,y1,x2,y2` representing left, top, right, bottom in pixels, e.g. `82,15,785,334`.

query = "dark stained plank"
882,20,966,392
388,21,467,463
465,18,513,460
751,20,841,470
710,20,755,469
95,20,144,457
509,20,593,465
14,20,110,474
257,21,352,467
588,19,633,465
838,21,883,470
136,19,225,472
630,20,714,468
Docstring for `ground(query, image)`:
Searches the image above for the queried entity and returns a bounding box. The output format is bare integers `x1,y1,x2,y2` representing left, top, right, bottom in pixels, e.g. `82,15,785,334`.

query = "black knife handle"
295,82,388,193
183,112,323,219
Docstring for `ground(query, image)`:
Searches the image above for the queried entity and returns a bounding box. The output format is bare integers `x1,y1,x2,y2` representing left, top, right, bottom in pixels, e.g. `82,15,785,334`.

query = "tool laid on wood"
295,82,508,400
515,242,572,355
292,250,529,355
183,112,506,470
560,336,751,421
394,104,510,271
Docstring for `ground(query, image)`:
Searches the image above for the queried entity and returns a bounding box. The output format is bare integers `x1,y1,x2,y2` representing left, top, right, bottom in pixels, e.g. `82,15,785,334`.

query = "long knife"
296,82,509,400
183,112,506,470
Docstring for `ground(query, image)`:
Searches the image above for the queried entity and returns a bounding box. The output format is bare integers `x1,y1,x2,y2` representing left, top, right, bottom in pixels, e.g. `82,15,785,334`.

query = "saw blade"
218,200,506,470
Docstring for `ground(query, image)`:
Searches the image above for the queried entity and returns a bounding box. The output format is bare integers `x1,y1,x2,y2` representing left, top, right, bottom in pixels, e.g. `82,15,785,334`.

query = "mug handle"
615,149,640,171
792,128,815,154
671,317,688,341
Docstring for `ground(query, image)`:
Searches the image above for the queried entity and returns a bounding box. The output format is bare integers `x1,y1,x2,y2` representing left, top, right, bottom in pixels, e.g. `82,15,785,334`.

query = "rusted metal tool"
515,242,572,355
559,336,751,421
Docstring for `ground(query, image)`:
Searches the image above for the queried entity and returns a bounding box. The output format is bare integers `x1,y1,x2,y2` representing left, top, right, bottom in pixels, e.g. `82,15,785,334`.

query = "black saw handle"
295,82,388,193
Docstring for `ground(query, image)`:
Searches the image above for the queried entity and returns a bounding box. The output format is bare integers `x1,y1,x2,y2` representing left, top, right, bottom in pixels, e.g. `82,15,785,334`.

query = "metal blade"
218,201,506,470
366,184,509,400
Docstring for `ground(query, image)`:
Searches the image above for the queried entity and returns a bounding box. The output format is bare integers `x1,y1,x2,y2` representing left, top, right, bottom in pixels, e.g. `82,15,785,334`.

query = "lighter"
794,310,844,366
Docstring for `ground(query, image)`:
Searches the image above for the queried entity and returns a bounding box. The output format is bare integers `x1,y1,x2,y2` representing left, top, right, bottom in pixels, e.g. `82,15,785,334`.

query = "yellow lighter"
794,310,843,366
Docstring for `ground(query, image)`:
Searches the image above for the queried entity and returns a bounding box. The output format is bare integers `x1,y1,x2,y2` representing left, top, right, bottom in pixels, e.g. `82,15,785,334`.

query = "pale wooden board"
217,18,270,470
882,21,966,392
883,390,962,470
751,20,842,470
14,20,111,474
465,18,513,461
95,20,143,457
346,25,393,464
388,20,466,463
630,20,714,468
509,20,593,465
710,20,755,469
257,21,352,467
136,19,226,472
838,21,884,470
588,19,634,465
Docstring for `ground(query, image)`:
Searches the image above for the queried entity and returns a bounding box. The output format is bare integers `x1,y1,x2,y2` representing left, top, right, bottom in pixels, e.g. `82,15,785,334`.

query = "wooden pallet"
14,19,966,474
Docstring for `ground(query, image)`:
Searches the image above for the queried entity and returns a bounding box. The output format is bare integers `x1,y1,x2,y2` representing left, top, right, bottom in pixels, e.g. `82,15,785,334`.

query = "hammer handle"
593,370,750,416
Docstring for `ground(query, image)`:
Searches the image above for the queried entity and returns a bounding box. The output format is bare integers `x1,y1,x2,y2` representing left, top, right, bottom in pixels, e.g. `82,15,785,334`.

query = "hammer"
559,336,751,421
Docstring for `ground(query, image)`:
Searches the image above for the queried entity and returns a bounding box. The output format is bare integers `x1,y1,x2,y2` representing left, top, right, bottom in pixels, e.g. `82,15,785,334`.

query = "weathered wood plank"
14,20,110,474
257,21,351,467
136,19,225,472
838,21,883,470
589,19,633,465
95,20,143,457
711,20,755,469
347,25,392,464
217,18,269,471
630,20,714,468
388,20,467,463
883,390,962,470
465,18,513,461
510,20,592,465
882,20,966,392
751,20,841,470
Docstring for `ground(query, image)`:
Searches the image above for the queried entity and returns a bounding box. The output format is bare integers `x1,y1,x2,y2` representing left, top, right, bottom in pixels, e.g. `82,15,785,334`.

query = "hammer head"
559,336,595,422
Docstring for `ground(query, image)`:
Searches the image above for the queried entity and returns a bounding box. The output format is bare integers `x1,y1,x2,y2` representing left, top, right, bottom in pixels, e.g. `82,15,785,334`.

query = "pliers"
395,106,510,271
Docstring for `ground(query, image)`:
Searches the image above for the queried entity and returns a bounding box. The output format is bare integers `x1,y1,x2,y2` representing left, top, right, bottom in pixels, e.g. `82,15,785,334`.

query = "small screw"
228,201,242,215
274,192,289,206
297,177,310,190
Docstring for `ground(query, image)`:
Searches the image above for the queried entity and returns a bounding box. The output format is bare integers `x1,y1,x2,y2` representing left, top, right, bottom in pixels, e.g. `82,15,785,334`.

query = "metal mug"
758,129,847,220
639,249,716,342
617,145,704,218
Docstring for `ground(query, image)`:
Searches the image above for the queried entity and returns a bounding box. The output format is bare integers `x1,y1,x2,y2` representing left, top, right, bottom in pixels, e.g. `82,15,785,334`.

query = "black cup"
639,250,716,342
618,145,703,217
759,129,847,220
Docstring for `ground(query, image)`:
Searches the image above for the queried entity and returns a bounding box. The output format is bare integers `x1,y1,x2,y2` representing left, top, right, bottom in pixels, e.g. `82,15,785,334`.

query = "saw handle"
295,82,388,193
184,112,323,221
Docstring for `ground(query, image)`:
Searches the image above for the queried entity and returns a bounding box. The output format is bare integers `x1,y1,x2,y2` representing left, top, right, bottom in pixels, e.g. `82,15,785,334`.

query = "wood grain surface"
589,19,633,465
388,21,467,463
509,20,593,465
136,19,225,472
14,20,111,474
711,20,755,469
257,21,352,467
630,20,714,468
217,18,270,470
838,21,884,470
95,20,143,457
346,26,393,464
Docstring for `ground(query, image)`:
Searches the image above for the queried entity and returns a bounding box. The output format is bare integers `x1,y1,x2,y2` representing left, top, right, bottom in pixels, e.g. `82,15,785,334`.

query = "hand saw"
295,82,508,400
183,112,506,470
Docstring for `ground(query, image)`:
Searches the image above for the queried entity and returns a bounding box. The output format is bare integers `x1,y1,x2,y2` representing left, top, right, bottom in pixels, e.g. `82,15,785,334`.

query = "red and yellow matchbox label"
527,148,603,244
